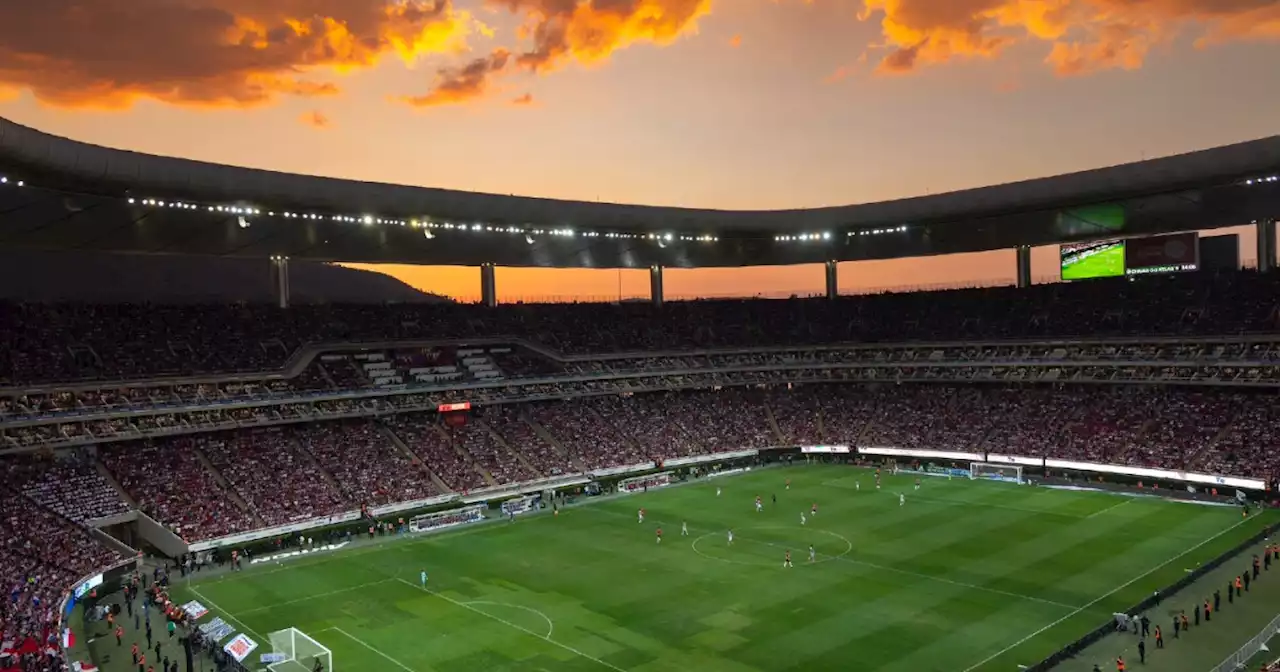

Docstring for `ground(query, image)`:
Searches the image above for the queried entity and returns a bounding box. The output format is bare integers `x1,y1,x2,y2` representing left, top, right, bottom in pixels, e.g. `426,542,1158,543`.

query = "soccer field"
1061,243,1126,280
175,467,1274,672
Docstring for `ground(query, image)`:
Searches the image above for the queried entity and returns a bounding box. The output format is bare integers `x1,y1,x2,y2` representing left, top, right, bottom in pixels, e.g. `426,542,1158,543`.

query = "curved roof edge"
1,115,1278,232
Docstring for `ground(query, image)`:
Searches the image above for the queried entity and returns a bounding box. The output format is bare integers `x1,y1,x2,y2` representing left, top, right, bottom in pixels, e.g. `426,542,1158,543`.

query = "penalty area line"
395,578,626,671
959,515,1255,672
324,626,418,672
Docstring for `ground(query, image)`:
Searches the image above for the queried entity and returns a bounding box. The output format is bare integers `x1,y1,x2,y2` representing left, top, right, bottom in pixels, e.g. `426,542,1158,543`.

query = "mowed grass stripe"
173,466,1272,672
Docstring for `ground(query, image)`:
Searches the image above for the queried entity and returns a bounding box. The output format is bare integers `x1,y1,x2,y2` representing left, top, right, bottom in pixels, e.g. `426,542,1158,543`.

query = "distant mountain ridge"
0,250,448,303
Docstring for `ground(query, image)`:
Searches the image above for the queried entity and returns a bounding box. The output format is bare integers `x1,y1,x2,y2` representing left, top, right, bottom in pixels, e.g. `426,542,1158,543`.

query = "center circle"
690,526,853,567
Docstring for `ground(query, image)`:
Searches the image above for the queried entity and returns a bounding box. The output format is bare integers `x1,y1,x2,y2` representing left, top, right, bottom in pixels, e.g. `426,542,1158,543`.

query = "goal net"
969,462,1023,484
268,628,332,672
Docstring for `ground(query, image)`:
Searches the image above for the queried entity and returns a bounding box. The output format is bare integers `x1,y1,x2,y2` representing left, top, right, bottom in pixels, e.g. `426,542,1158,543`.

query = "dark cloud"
0,0,479,109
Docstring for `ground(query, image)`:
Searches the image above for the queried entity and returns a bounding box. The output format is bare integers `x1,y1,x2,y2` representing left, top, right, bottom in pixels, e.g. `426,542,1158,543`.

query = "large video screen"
1060,240,1126,280
1060,232,1198,281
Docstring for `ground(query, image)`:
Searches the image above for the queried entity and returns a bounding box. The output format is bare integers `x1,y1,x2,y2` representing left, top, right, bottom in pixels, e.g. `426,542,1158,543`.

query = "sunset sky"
1,0,1277,301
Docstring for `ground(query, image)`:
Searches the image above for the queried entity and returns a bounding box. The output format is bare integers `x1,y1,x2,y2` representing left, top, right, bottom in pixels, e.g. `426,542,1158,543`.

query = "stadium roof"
0,115,1278,268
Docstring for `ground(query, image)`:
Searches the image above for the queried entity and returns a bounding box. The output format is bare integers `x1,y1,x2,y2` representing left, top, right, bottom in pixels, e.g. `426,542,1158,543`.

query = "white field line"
325,626,418,672
583,505,1084,611
186,586,269,643
959,515,1255,672
396,578,626,671
237,578,394,615
1085,497,1135,519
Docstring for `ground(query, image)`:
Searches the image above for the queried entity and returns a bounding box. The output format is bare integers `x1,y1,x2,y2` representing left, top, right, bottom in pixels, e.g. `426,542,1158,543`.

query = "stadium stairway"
313,361,339,390
378,424,453,493
191,444,264,527
291,435,343,493
433,422,497,487
476,419,543,479
1185,410,1243,471
94,457,138,509
763,403,786,446
523,413,587,473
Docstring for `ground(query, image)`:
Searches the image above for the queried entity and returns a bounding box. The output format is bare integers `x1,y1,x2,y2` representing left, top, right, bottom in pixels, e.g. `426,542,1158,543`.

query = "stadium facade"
1,116,1278,306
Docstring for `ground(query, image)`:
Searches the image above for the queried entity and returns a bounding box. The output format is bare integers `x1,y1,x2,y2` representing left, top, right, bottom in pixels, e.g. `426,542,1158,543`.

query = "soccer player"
783,550,792,568
811,503,818,516
800,512,807,526
681,521,689,536
785,478,791,490
638,508,645,524
656,527,662,544
899,493,905,507
875,475,881,490
914,478,921,491
808,545,816,563
420,570,428,588
727,529,734,545
772,493,777,505
855,480,861,491
716,487,722,497
755,496,763,513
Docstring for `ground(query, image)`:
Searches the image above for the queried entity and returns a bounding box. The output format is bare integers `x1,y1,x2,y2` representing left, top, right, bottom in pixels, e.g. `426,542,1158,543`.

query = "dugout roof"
0,115,1278,268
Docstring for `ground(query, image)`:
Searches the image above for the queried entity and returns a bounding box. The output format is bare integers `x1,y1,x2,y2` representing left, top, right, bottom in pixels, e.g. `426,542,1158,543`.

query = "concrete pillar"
480,263,497,307
1257,219,1276,273
825,260,838,299
649,265,664,307
270,255,290,309
1016,245,1032,288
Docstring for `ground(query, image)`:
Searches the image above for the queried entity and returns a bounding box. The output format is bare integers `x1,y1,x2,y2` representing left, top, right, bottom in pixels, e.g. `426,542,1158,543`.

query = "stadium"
2,115,1280,672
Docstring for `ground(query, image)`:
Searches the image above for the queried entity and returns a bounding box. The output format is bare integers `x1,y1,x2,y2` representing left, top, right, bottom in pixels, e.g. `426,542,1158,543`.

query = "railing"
1209,612,1280,672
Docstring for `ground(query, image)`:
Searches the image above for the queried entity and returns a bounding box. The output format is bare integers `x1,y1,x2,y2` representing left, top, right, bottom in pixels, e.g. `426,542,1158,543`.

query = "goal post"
268,628,332,672
969,462,1024,484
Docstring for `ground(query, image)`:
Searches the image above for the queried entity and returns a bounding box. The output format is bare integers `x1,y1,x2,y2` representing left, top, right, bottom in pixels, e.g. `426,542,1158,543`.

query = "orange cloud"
300,110,332,128
729,34,743,47
406,0,712,105
403,49,512,106
854,0,1280,76
511,92,536,105
0,0,481,110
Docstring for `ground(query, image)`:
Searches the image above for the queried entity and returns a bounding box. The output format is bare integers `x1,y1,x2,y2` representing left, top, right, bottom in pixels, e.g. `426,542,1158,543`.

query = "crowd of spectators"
2,453,128,523
296,422,440,506
101,440,254,542
3,270,1280,386
445,421,534,486
199,430,347,527
482,405,576,477
383,415,489,492
0,485,124,672
523,400,649,469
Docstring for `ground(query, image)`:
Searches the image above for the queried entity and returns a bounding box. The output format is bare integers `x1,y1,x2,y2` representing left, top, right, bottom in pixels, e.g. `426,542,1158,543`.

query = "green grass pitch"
174,467,1275,672
1061,243,1126,280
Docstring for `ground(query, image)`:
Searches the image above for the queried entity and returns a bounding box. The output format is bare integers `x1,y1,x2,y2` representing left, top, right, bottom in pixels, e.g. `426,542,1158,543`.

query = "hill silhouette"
0,250,448,303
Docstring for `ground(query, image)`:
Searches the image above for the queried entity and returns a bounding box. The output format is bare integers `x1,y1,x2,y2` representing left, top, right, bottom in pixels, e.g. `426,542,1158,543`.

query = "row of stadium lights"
127,197,720,244
2,180,901,243
773,225,909,242
1244,176,1279,186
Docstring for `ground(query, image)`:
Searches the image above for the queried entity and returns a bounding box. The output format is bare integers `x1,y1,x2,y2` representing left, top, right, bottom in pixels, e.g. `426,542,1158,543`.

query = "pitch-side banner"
859,447,985,462
666,449,757,468
223,634,257,663
801,445,851,454
188,510,362,552
1042,458,1266,490
985,453,1044,467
